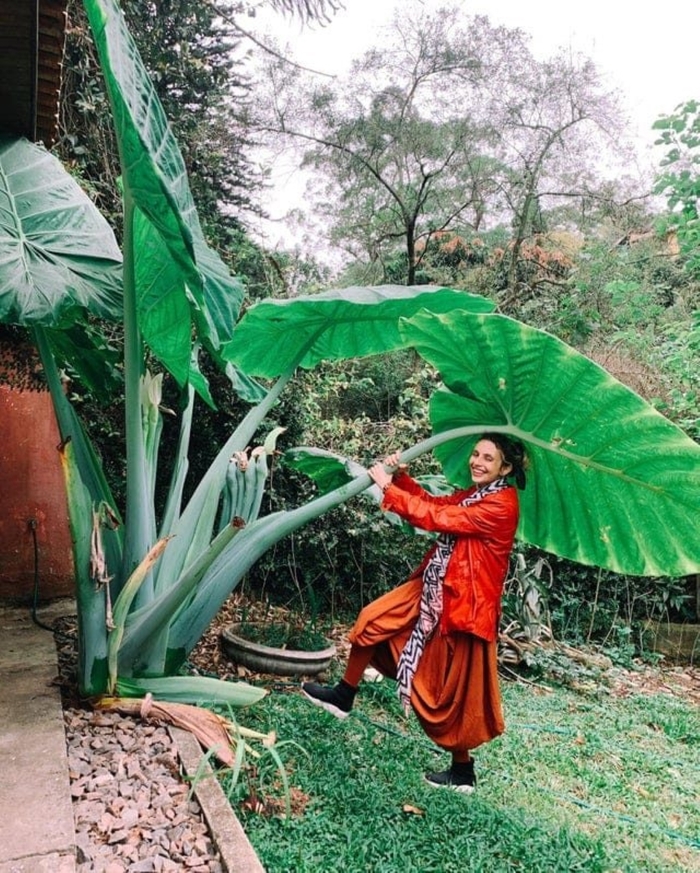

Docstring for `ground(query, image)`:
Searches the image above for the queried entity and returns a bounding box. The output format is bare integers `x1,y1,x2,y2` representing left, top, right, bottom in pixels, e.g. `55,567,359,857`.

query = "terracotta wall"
0,337,74,601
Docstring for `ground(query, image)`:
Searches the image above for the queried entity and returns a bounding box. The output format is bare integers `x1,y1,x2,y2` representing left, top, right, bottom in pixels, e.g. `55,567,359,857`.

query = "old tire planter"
220,622,337,676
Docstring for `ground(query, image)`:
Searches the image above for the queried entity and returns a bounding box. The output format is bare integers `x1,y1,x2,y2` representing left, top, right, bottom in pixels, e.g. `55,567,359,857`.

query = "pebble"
64,708,224,873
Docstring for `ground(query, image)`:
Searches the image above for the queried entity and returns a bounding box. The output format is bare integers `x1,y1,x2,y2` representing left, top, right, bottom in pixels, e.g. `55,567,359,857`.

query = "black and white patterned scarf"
395,476,510,715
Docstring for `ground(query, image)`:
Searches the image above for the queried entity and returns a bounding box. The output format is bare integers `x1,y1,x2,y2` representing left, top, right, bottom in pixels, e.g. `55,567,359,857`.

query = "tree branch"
204,0,335,77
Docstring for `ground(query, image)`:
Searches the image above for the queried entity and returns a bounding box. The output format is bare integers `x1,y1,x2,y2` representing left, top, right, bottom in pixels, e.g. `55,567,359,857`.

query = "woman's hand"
384,451,403,469
368,451,406,492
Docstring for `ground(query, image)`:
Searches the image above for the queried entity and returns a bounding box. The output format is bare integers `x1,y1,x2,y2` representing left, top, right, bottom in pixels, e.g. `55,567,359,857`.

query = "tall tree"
255,3,630,287
302,88,499,284
485,49,628,303
58,0,344,248
258,6,507,284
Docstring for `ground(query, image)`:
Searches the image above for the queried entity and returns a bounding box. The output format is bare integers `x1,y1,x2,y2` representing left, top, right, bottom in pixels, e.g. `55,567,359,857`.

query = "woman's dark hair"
480,432,528,490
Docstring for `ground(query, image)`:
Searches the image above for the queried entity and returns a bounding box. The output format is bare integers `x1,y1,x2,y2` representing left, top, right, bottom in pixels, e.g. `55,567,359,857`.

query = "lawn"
217,664,700,873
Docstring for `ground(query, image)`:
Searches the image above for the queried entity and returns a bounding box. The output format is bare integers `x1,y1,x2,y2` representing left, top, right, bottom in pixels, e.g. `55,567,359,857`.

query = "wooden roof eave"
0,0,68,148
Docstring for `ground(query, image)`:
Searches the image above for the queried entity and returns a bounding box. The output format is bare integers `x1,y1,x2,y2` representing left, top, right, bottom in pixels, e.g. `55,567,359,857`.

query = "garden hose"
29,518,54,633
28,518,72,641
548,791,700,850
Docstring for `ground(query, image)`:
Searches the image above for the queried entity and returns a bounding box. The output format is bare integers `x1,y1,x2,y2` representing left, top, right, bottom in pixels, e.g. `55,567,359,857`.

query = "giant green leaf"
84,0,198,281
132,206,191,379
282,447,372,494
133,207,245,380
0,137,122,327
224,284,494,377
400,310,700,577
190,236,246,353
84,0,244,372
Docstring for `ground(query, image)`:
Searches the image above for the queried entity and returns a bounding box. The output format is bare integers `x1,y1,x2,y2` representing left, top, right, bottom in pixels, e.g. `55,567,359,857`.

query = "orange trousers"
346,577,505,754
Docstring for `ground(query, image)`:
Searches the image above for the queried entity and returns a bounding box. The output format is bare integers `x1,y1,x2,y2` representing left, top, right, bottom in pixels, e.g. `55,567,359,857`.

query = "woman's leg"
452,750,472,765
342,643,377,687
301,643,377,719
302,578,422,720
425,751,476,793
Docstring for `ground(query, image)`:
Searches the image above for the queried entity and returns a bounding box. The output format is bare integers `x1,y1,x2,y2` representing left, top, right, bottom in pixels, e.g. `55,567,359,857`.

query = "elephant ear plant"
0,0,493,720
286,310,700,578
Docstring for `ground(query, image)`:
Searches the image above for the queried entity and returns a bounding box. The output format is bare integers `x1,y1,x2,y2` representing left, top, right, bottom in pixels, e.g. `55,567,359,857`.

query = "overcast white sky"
259,0,697,139
249,0,699,254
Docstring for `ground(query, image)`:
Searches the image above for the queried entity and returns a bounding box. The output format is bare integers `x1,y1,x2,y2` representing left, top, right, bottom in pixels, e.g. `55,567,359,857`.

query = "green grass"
218,674,700,873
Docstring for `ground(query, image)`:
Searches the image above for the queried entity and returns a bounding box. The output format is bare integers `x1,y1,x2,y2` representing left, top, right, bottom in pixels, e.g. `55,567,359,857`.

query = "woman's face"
469,439,512,486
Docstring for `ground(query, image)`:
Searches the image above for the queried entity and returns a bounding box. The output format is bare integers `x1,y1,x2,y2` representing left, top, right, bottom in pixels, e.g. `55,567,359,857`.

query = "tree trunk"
406,221,417,286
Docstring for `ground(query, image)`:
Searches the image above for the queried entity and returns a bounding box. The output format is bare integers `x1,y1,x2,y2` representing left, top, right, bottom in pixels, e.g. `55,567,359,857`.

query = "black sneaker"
301,680,355,720
424,762,476,794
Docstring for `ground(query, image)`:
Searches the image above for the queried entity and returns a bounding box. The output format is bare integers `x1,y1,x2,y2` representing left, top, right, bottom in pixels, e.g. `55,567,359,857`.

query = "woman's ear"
501,461,513,477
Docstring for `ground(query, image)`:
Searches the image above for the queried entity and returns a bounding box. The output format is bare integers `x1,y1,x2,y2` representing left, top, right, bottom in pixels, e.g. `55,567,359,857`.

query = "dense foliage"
59,0,259,248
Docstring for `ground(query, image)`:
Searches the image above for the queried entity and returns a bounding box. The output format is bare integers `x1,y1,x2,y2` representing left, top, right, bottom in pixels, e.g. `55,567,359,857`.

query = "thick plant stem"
121,189,155,602
158,380,195,540
34,327,111,695
152,367,295,591
152,331,318,594
117,519,249,671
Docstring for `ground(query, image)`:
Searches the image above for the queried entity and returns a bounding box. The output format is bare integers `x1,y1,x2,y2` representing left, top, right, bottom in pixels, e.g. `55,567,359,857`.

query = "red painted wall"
0,339,74,601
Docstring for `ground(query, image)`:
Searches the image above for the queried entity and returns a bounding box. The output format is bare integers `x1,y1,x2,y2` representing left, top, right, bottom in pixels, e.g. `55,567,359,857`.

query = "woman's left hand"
368,450,404,491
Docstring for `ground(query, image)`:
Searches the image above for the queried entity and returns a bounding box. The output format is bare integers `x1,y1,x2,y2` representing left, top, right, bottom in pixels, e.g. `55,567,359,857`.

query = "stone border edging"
169,727,265,873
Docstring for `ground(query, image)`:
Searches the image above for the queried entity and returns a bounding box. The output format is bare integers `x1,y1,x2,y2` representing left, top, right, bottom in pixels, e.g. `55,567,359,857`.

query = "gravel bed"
65,708,223,873
55,618,225,873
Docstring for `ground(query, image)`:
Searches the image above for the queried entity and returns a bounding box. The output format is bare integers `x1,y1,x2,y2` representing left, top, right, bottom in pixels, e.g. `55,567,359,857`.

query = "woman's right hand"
384,451,404,469
368,461,393,491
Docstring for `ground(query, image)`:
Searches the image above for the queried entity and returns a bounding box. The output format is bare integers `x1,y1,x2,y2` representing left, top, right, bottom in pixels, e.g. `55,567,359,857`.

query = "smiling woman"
302,433,527,793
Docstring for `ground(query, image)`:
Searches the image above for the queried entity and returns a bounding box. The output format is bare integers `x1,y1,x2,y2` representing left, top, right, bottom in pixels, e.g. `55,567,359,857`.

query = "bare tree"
265,0,344,21
483,49,628,300
253,2,631,286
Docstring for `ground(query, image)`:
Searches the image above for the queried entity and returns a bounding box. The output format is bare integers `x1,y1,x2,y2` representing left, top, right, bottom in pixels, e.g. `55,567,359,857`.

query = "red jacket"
381,472,519,642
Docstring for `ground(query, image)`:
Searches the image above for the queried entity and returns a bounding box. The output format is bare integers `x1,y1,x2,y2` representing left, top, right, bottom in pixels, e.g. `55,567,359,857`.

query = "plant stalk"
121,189,156,601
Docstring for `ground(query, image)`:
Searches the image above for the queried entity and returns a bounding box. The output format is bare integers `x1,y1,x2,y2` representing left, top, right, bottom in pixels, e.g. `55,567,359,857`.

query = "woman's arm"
368,451,464,505
367,452,465,509
382,486,519,538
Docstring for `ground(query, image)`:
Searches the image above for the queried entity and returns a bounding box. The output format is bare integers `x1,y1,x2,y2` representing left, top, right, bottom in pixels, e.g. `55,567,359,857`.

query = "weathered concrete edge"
0,607,78,873
169,727,265,873
0,851,76,873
